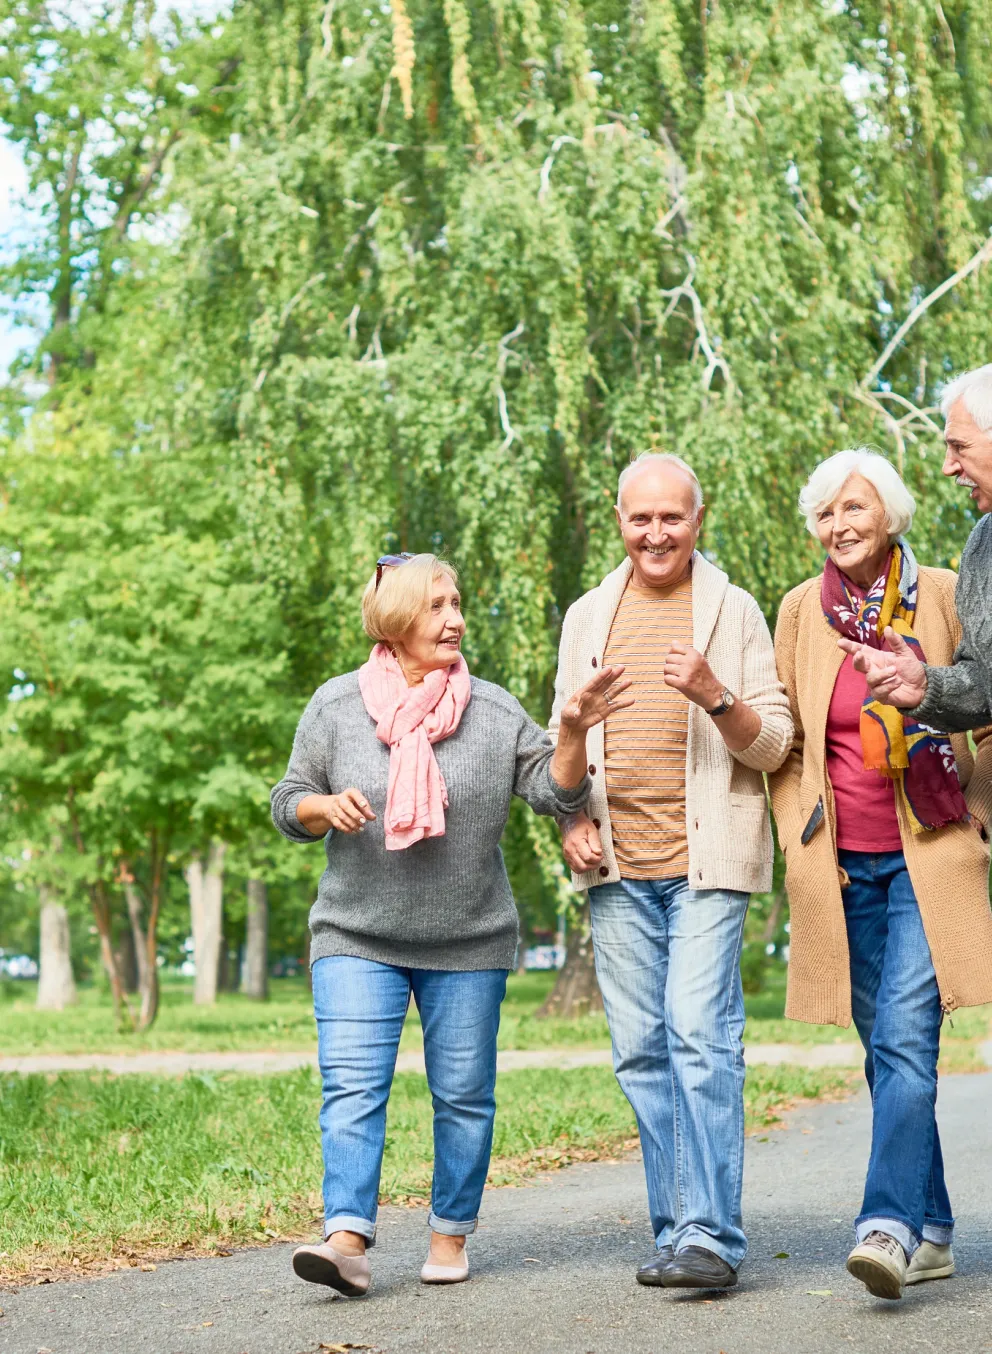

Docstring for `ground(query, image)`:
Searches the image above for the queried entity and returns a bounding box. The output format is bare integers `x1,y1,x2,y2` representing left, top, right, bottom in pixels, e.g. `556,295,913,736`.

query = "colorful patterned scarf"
821,538,967,834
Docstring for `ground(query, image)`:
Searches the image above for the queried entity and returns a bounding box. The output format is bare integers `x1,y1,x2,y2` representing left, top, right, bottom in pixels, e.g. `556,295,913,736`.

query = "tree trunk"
123,876,159,1029
534,899,603,1019
90,880,135,1028
114,923,139,993
187,840,226,1006
36,887,78,1010
240,878,269,1000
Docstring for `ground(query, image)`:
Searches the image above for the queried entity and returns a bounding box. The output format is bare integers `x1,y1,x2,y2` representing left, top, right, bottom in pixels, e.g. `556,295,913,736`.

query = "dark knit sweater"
913,514,992,732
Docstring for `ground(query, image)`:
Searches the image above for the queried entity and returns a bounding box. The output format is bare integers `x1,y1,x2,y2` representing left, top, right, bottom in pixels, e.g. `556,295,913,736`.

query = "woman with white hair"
271,552,630,1297
770,449,992,1302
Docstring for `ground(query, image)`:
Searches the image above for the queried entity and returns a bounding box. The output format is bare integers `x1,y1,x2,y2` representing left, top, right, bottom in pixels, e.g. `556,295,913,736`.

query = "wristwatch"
707,689,735,718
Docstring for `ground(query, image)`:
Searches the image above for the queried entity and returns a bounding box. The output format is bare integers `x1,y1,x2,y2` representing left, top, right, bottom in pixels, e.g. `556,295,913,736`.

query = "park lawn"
0,1062,854,1284
1,969,989,1063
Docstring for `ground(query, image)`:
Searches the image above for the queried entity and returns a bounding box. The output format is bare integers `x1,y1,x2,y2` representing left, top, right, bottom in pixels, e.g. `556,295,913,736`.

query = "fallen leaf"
806,1289,833,1296
317,1345,376,1352
202,1322,214,1328
523,1257,541,1263
774,1252,789,1259
214,1249,233,1257
140,1263,157,1272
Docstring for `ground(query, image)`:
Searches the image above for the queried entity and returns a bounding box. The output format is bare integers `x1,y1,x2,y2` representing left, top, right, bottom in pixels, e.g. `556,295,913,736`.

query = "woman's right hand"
296,790,376,835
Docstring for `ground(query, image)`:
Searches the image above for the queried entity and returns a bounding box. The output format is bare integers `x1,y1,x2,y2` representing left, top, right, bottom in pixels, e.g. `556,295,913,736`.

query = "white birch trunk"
240,878,269,1000
36,887,78,1010
187,840,226,1006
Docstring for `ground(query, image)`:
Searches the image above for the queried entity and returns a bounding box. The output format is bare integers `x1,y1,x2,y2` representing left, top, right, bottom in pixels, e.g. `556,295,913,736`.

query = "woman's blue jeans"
840,849,953,1257
311,955,507,1244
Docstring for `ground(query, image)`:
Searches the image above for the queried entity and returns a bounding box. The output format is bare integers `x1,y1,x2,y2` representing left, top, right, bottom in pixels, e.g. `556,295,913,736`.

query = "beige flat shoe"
420,1249,469,1284
292,1241,371,1296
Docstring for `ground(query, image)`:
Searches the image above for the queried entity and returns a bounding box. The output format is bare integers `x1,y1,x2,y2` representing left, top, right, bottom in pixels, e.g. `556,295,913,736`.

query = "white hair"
616,453,704,515
940,363,992,431
798,448,915,540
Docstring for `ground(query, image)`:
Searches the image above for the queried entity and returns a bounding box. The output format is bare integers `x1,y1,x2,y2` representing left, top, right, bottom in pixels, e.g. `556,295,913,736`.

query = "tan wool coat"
550,552,794,895
770,566,992,1026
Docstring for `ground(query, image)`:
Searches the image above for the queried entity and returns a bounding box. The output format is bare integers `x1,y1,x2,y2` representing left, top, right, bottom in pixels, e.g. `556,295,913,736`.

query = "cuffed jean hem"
325,1215,377,1246
428,1211,478,1237
676,1228,746,1270
921,1222,954,1245
855,1216,919,1258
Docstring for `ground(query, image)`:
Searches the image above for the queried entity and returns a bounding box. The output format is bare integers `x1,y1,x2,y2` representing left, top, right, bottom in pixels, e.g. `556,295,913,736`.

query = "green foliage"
1,0,991,965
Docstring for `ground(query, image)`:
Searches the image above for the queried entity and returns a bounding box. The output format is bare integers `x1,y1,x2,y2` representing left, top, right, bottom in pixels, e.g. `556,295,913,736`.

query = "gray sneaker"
846,1231,907,1300
906,1241,954,1285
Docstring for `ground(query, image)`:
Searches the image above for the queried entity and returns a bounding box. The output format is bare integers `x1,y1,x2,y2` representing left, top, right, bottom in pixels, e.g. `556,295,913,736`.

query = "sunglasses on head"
375,552,414,590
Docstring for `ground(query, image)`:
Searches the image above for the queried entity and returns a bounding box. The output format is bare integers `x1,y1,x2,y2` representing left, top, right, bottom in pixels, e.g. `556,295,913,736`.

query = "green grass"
0,1061,852,1282
2,968,988,1059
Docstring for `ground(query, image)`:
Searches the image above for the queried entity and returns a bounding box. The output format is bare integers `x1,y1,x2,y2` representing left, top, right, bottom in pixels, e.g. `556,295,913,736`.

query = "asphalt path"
3,1074,992,1354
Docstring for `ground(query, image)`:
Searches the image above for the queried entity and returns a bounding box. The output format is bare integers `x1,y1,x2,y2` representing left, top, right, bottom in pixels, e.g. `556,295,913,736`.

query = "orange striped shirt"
603,575,692,879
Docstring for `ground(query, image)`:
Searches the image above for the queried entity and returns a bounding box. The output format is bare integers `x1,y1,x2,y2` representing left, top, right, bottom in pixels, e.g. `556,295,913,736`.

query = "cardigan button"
591,657,598,668
593,818,601,829
599,866,609,877
588,764,596,775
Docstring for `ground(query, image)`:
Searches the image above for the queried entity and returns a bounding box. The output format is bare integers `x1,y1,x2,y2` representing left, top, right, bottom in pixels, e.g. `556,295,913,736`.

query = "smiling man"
843,364,992,730
549,453,792,1292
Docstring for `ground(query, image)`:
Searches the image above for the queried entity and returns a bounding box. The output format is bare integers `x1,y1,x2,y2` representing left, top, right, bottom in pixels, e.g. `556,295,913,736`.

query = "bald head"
616,453,704,516
614,455,705,590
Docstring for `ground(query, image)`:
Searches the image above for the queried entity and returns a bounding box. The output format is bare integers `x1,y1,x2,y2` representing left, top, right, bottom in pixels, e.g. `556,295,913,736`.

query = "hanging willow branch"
389,0,415,119
856,232,992,469
658,255,733,395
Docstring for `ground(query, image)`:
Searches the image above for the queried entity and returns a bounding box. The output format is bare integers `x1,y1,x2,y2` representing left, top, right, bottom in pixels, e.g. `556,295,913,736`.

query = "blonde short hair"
361,553,459,644
798,448,915,540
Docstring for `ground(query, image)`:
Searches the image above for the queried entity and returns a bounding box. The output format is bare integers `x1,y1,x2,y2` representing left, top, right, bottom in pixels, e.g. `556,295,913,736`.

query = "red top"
826,655,903,853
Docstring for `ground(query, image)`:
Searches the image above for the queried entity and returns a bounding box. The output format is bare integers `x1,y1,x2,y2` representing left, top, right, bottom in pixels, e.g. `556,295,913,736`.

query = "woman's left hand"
560,665,634,731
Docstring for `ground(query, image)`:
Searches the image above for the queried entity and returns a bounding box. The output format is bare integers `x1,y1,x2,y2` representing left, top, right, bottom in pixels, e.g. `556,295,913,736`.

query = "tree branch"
862,234,992,390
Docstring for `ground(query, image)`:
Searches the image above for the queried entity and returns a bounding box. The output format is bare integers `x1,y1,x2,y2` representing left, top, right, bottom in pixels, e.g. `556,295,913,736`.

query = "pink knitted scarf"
358,643,472,851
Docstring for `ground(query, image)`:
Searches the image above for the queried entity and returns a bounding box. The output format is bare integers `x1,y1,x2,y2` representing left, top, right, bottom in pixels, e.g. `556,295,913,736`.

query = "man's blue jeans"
589,877,749,1268
840,849,953,1257
311,956,507,1243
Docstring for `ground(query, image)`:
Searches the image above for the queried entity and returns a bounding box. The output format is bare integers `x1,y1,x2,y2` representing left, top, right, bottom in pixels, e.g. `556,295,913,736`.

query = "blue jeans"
840,849,953,1257
311,956,507,1243
589,878,750,1267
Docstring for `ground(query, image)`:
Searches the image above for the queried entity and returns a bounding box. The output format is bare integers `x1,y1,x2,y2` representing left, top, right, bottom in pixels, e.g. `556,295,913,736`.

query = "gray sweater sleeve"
912,640,992,733
270,694,332,843
512,706,591,817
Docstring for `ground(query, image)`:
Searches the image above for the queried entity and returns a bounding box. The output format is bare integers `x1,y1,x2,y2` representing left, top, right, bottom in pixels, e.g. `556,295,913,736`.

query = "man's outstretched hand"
837,627,927,709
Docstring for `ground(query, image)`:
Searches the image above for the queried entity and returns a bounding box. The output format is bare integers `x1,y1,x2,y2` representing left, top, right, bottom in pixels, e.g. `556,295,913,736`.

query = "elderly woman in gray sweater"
271,552,629,1297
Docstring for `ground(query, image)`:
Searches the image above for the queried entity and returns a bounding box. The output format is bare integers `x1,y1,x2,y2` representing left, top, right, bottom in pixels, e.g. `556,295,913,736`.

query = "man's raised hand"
837,627,927,710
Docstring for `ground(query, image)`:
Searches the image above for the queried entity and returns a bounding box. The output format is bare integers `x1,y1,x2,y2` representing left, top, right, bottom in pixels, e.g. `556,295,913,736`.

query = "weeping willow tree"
158,0,991,923
4,0,992,963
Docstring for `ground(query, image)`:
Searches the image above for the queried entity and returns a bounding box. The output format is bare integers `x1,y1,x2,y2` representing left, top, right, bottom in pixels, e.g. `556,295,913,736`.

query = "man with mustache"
839,364,992,738
549,453,793,1291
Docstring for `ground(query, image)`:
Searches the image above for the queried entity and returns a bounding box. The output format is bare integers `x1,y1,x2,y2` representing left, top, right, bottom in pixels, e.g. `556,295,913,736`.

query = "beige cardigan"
550,553,794,894
770,567,992,1025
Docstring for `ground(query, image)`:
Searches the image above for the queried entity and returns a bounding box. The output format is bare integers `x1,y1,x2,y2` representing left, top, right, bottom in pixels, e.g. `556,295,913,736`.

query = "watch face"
723,689,735,708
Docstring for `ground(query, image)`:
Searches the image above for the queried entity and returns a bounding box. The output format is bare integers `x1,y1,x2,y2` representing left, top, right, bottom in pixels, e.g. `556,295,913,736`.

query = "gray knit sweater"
912,514,992,732
270,672,590,971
